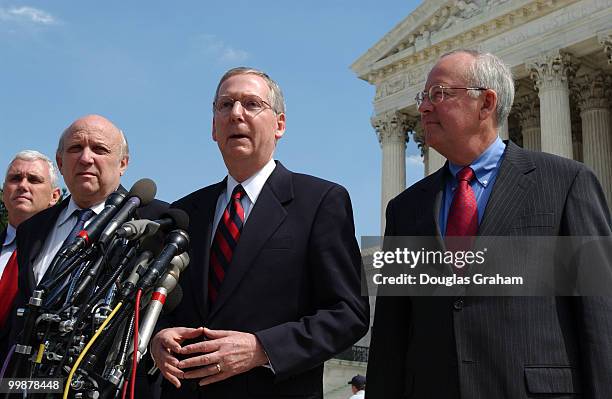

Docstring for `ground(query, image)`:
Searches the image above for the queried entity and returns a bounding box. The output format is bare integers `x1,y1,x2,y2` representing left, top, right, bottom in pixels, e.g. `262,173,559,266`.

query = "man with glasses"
367,50,612,398
151,67,369,398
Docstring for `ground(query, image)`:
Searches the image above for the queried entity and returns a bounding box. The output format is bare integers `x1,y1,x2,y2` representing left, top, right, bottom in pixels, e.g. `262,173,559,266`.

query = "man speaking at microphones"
151,67,369,399
10,114,168,393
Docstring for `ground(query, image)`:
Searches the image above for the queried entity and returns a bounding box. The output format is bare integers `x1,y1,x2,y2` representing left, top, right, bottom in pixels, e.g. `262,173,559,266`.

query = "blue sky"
0,0,425,238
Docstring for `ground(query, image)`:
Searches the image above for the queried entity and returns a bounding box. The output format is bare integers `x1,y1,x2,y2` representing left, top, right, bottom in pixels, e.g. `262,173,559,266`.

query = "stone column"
373,112,411,235
598,30,612,65
574,70,612,206
527,50,575,159
515,91,541,151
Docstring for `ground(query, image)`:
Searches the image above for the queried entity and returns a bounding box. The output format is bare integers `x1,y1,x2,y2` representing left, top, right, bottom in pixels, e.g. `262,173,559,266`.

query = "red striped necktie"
209,185,246,303
445,167,478,256
0,250,18,328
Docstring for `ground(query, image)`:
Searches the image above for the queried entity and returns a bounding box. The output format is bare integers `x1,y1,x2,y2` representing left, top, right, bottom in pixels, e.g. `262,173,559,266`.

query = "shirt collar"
58,197,105,228
448,137,505,187
226,158,276,205
3,224,16,247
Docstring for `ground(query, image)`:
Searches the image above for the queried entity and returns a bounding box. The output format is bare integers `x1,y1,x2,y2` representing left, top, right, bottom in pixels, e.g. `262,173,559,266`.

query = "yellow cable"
63,301,124,399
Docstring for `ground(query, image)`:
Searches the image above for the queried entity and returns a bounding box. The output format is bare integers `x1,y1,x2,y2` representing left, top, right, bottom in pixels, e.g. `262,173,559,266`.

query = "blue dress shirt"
439,137,506,237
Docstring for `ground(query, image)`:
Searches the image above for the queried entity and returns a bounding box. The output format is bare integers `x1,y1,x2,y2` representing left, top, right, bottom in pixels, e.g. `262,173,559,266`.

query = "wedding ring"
215,363,222,373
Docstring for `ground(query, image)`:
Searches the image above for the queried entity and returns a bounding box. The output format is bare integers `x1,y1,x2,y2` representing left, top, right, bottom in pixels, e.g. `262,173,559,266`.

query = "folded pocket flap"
524,366,581,394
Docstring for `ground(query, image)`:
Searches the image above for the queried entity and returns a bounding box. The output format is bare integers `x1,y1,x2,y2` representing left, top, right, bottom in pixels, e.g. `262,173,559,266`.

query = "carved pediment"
351,0,580,84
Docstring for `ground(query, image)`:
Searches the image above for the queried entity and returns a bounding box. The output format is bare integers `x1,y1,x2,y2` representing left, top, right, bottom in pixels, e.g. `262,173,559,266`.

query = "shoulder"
17,199,66,235
172,182,224,210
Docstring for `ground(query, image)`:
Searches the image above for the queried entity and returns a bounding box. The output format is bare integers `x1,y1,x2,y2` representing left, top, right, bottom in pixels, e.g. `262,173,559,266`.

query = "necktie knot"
75,208,94,223
231,185,245,201
456,167,475,183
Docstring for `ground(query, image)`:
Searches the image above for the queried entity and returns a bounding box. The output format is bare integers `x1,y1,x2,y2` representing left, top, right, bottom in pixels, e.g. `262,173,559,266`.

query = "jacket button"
453,298,464,310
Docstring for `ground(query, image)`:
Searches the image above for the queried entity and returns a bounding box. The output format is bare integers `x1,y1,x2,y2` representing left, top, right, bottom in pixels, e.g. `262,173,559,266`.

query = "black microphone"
56,190,126,259
132,230,189,293
115,209,189,241
98,178,157,246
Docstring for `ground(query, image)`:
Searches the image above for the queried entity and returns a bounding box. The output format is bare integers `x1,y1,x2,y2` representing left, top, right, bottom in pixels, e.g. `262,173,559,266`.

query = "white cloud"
197,34,249,63
406,154,423,166
0,6,57,25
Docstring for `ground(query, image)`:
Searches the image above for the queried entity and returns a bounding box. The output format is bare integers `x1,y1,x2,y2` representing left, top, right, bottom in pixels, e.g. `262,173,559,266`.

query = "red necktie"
445,167,478,255
209,185,245,303
0,250,18,328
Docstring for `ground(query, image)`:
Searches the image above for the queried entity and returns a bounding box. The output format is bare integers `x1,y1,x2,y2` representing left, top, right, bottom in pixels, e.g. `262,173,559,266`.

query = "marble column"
527,50,575,159
575,70,612,206
515,91,541,151
373,111,411,235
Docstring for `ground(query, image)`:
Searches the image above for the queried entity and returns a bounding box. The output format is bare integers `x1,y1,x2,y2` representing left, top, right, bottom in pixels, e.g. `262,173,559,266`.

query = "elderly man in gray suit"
367,49,612,399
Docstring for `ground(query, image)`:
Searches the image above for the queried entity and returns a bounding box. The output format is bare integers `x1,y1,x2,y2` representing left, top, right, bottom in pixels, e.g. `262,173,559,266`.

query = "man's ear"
119,155,129,176
212,118,218,142
480,89,497,122
50,187,61,206
275,113,286,141
56,153,64,175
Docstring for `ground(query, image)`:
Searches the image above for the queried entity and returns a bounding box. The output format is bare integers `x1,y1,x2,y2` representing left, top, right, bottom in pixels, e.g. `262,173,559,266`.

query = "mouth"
13,195,32,202
228,134,250,140
77,172,97,177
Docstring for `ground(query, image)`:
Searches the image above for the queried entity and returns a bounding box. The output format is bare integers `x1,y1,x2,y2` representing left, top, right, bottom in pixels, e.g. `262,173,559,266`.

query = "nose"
418,96,433,114
230,100,245,121
16,176,29,191
78,147,95,164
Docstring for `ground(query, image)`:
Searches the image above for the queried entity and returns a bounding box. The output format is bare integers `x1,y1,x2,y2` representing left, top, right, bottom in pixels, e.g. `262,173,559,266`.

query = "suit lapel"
208,162,293,321
26,199,69,293
478,141,536,236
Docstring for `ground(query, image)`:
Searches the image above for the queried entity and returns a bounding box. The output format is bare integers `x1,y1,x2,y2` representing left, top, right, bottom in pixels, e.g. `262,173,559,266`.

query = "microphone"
56,190,126,259
115,209,189,241
98,179,157,246
134,253,189,363
133,230,189,293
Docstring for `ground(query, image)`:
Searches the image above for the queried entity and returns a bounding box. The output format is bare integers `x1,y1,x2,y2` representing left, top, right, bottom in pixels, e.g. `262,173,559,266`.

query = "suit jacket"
367,141,612,399
0,227,9,362
163,161,369,399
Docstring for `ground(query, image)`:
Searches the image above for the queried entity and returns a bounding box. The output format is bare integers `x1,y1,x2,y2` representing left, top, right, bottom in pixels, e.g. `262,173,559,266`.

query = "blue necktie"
61,208,95,250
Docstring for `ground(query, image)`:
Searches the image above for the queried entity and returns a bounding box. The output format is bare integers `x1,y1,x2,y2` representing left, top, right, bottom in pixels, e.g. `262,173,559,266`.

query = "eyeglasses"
213,95,273,117
415,85,488,107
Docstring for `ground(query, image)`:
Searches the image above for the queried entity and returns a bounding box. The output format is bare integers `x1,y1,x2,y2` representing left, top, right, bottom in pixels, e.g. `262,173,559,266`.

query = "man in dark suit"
0,150,60,361
9,115,167,394
367,50,612,398
151,67,369,398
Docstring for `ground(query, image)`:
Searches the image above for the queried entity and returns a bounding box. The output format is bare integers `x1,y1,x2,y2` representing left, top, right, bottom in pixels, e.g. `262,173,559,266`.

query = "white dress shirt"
32,198,105,284
349,390,365,399
211,158,276,244
0,224,17,279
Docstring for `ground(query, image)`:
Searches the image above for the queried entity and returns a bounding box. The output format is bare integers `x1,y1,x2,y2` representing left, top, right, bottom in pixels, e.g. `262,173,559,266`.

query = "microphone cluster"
3,179,190,399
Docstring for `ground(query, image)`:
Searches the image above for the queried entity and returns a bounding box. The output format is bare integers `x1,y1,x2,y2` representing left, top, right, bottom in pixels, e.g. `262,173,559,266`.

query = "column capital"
372,111,412,145
597,30,612,64
514,91,540,130
526,50,577,91
573,69,611,112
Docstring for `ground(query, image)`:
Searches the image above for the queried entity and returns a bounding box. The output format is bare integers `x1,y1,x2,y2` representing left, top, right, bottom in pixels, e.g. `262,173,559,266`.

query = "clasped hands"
150,326,269,388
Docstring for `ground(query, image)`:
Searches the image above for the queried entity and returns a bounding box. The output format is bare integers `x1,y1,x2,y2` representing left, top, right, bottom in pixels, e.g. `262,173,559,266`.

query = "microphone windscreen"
162,284,183,314
164,209,190,231
128,178,157,205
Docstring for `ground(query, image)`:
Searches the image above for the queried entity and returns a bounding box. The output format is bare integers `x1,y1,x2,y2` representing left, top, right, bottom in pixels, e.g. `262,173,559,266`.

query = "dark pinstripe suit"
367,141,612,399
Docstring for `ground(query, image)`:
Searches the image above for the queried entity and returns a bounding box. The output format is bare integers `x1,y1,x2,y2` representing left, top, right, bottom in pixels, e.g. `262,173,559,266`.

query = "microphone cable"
63,301,124,399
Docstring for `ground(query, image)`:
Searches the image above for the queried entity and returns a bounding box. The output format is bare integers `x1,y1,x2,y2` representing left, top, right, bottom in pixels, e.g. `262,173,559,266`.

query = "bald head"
56,115,129,208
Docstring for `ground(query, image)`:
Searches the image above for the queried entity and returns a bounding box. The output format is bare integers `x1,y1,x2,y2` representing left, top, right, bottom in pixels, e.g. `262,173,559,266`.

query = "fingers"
178,339,220,355
183,363,223,380
202,327,231,339
177,352,219,369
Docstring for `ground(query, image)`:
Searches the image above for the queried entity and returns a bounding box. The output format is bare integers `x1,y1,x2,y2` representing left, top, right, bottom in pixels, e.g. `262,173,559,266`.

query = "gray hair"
214,67,286,114
57,127,130,159
6,150,59,188
441,49,515,130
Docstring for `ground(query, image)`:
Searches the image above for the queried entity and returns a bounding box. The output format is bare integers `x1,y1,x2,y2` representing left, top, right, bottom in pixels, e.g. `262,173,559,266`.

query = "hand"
151,326,204,388
176,327,269,386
